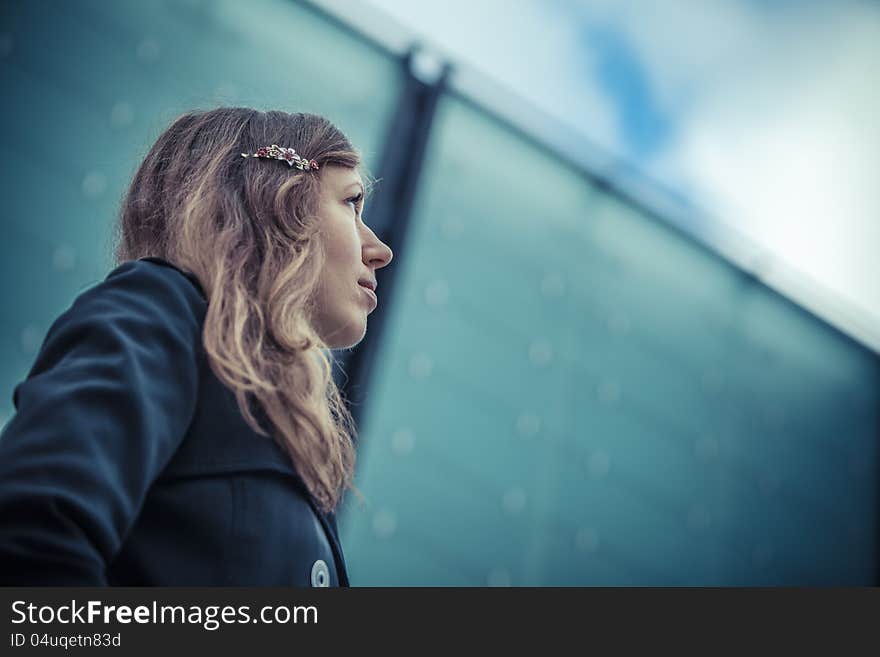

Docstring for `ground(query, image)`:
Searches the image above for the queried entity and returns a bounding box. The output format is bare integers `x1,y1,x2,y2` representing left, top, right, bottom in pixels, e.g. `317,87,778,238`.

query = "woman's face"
310,165,393,349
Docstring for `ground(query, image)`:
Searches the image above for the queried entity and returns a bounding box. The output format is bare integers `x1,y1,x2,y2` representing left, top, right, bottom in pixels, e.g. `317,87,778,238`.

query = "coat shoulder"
131,256,207,302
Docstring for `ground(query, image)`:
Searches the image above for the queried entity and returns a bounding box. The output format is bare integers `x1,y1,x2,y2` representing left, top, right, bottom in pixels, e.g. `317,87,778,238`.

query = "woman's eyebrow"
344,182,365,195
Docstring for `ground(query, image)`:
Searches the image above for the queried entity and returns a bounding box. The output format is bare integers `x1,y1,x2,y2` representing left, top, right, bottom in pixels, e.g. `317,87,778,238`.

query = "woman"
0,107,393,586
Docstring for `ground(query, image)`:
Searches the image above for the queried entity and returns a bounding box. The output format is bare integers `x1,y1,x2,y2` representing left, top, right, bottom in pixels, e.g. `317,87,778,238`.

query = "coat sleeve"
0,260,204,585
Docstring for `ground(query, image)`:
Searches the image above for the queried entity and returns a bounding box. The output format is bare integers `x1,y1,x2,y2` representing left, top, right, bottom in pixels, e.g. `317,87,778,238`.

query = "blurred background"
0,0,877,585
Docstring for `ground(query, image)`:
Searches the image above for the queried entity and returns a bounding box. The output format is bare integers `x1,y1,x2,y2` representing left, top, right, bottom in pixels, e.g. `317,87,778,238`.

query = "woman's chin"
324,316,367,350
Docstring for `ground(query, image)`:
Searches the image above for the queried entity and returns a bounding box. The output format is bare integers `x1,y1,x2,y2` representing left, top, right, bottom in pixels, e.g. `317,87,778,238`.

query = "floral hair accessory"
241,144,319,171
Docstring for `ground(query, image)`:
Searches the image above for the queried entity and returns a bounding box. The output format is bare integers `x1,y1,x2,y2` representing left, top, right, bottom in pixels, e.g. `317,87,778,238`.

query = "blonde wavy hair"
111,107,368,514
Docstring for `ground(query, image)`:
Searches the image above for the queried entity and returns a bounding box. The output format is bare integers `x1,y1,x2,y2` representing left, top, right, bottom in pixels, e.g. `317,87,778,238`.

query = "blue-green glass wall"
340,93,879,585
0,0,400,425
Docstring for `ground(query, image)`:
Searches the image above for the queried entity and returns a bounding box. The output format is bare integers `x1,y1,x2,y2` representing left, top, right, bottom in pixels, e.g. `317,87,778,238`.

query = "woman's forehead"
323,165,363,192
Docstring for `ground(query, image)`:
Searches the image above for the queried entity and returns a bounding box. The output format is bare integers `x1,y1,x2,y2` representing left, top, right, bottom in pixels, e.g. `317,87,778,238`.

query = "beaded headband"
241,144,319,171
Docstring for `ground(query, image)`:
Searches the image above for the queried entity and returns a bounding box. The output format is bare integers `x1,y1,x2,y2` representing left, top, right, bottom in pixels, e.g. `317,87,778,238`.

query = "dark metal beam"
334,46,451,445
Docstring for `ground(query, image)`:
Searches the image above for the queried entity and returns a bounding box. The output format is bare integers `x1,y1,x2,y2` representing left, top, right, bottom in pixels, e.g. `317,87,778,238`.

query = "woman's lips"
359,283,378,308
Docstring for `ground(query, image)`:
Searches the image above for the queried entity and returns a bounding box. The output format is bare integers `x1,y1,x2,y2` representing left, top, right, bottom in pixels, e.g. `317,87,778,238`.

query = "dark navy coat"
0,257,349,586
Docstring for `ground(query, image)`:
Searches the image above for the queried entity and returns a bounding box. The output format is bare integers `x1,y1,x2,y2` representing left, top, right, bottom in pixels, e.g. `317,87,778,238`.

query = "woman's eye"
346,193,364,214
